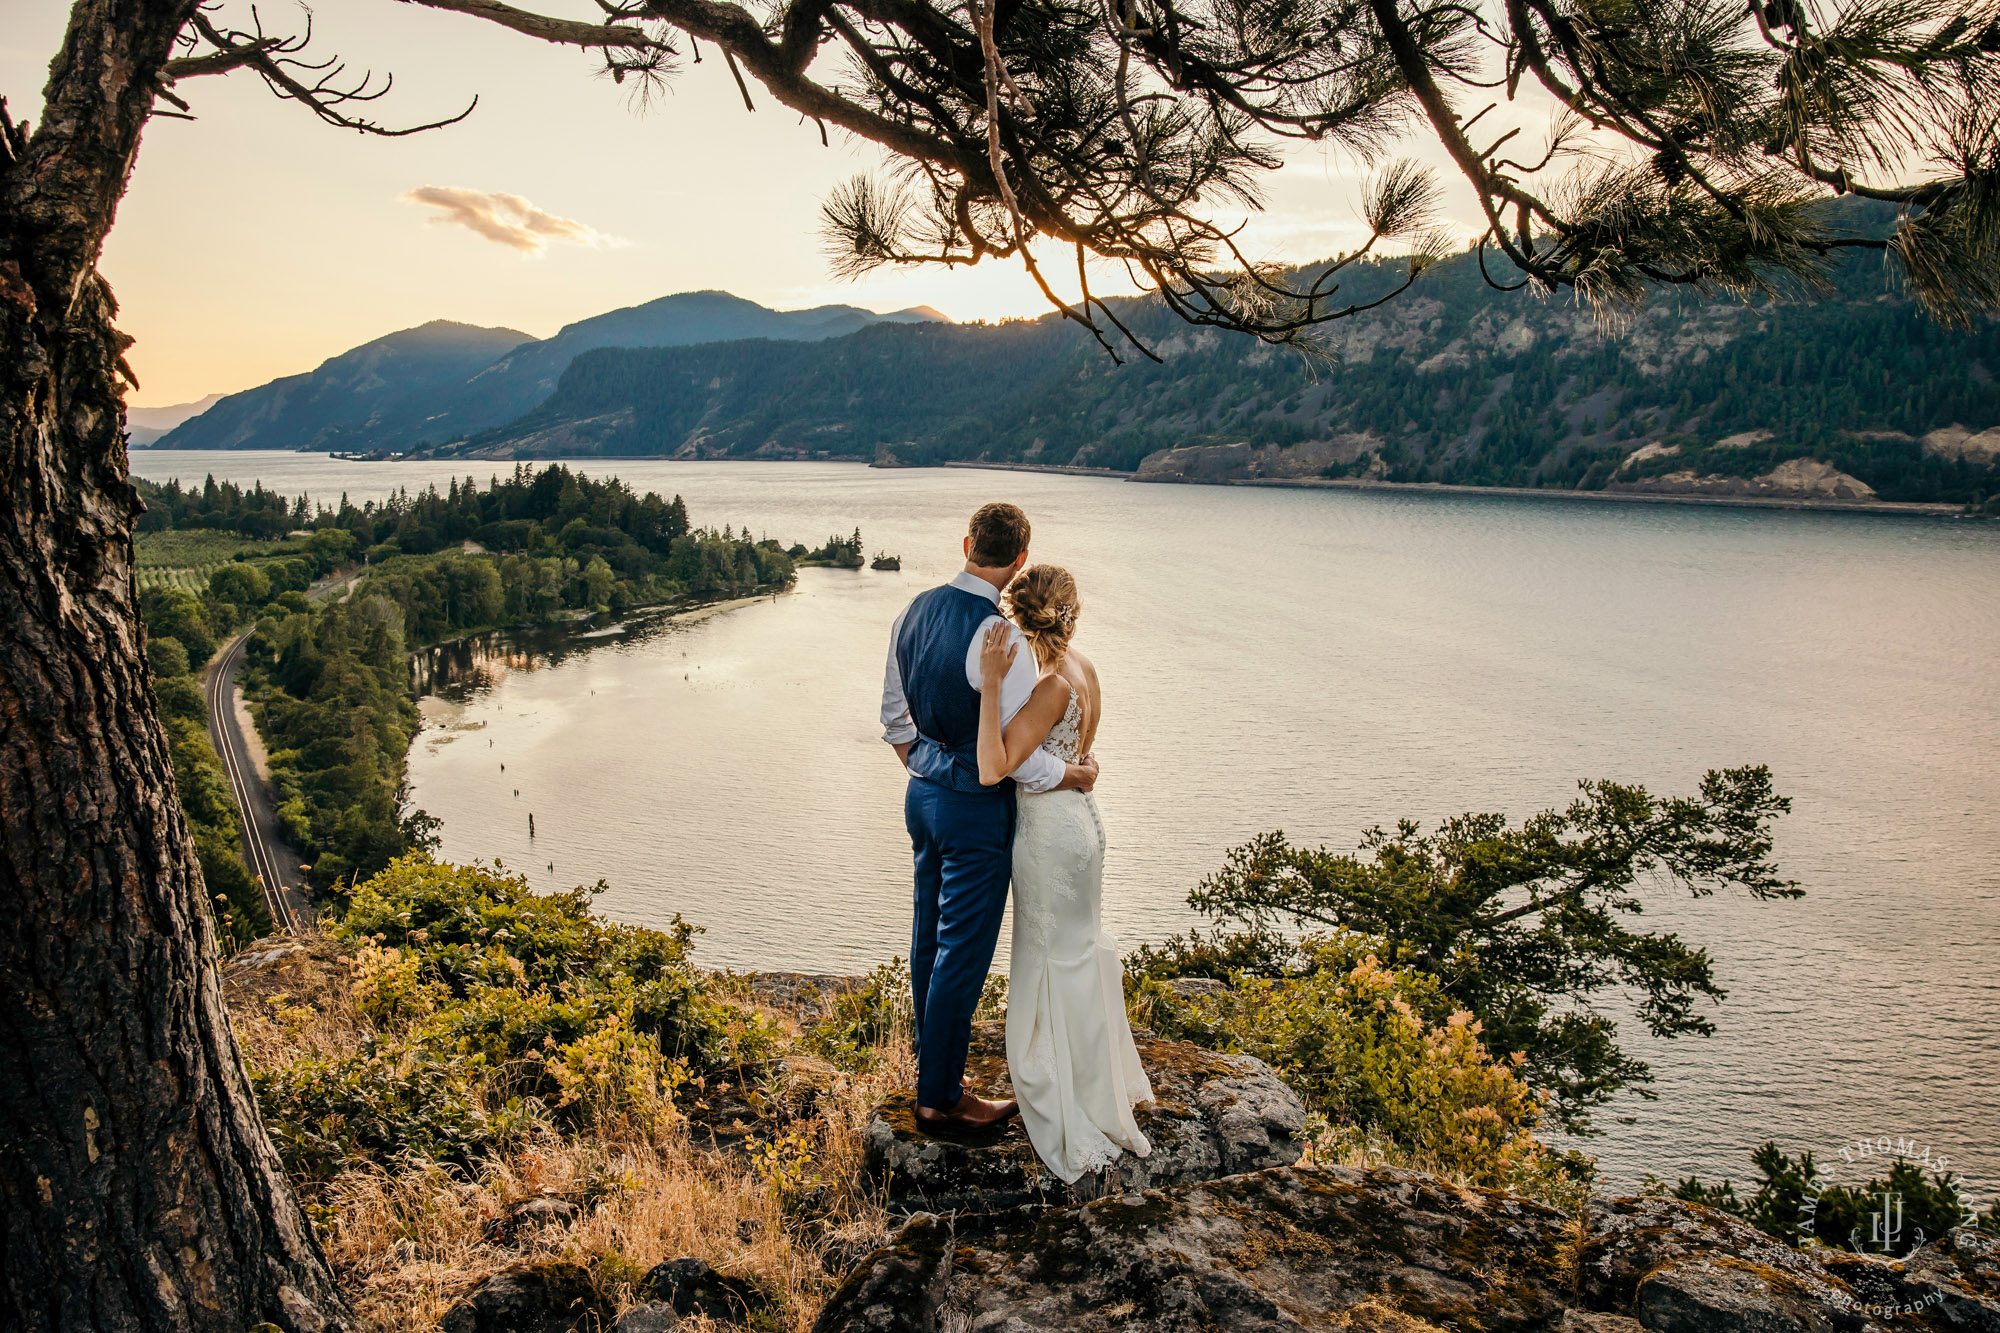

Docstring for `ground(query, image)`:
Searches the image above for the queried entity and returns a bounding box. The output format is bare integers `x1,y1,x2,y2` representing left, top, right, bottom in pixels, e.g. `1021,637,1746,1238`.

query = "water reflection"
413,612,658,702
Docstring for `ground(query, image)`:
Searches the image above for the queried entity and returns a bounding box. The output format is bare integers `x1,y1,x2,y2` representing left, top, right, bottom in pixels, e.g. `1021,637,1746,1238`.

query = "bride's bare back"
1047,647,1100,759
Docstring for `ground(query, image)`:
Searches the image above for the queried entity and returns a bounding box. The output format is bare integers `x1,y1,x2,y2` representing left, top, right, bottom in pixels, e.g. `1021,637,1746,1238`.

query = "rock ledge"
817,1164,2000,1333
863,1022,1306,1216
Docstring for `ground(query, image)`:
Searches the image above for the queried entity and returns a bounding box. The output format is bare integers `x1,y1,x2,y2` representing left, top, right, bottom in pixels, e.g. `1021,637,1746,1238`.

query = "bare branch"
399,0,662,50
185,12,479,135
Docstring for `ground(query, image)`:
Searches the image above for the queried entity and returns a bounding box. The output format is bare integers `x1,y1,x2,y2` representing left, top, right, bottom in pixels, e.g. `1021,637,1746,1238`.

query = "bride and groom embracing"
879,501,1153,1181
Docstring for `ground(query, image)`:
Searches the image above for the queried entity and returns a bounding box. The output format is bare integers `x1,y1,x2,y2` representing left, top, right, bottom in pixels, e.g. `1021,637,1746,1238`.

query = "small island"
870,552,901,571
795,528,866,568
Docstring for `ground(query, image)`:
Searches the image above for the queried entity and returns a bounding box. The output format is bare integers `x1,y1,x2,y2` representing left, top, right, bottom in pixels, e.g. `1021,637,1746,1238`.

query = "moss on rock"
861,1022,1307,1216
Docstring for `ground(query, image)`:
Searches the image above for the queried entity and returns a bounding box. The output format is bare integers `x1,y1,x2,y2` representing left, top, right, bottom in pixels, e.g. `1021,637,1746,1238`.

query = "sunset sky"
6,0,1525,406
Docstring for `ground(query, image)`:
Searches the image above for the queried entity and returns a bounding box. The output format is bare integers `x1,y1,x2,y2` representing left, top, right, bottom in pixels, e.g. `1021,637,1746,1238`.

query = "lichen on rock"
861,1022,1306,1216
817,1164,2000,1333
439,1262,609,1333
819,1164,1580,1332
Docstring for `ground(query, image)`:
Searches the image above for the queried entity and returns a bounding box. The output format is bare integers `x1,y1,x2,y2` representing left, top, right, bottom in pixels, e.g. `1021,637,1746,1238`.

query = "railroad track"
205,629,301,934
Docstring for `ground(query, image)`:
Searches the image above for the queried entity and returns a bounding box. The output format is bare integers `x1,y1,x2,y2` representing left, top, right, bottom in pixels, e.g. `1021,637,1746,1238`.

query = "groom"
880,502,1099,1131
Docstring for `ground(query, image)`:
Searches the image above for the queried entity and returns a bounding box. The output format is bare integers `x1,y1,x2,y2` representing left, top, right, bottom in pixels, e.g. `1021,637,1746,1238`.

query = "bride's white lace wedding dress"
1007,682,1153,1183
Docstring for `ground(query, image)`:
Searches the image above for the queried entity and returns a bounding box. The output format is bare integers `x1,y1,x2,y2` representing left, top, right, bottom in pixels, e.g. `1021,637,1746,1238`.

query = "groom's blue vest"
897,584,1005,795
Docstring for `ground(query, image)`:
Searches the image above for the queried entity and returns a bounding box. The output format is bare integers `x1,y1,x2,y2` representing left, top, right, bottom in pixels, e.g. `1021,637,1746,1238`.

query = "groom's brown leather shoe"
914,1091,1019,1135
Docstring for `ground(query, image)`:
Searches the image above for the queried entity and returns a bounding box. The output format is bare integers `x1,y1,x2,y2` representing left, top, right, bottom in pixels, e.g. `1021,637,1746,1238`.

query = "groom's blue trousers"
905,775,1015,1110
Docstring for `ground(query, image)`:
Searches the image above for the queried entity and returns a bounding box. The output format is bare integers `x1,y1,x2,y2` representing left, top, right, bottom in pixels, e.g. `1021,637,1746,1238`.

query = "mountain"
432,291,945,441
154,321,532,452
424,247,2000,504
125,393,223,446
151,294,946,452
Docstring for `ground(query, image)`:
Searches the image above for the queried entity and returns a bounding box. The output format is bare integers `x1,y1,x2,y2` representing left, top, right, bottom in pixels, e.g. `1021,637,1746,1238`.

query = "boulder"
439,1263,607,1333
611,1302,680,1333
809,1213,955,1333
1629,1257,1854,1333
1923,425,2000,465
1608,457,1878,503
1581,1195,1866,1332
638,1257,773,1324
1867,1227,2000,1331
816,1165,1581,1333
862,1023,1306,1215
482,1194,581,1245
1582,1198,2000,1332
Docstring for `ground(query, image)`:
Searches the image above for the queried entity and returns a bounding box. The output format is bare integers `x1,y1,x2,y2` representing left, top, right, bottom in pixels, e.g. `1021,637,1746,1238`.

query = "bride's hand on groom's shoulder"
979,621,1017,685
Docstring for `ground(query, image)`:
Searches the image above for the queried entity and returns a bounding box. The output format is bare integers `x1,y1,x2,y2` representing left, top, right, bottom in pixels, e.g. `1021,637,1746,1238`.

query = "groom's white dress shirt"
880,570,1065,793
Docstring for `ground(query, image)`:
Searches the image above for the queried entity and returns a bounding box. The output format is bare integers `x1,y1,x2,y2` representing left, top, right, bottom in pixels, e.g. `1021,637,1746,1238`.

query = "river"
135,449,2000,1196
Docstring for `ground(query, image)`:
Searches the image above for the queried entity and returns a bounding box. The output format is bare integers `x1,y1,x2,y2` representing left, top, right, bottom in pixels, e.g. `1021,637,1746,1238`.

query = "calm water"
137,450,2000,1195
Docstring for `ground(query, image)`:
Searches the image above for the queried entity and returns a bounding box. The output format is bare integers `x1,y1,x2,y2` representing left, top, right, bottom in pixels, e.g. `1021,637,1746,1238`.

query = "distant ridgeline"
152,292,944,454
149,207,2000,505
442,245,1997,504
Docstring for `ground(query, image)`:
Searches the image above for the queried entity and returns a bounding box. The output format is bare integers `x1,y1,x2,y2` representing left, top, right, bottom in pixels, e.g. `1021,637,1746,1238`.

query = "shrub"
1130,937,1547,1189
805,960,913,1072
1668,1143,2000,1254
252,1045,542,1183
350,945,449,1031
340,859,631,988
251,857,786,1176
1132,768,1798,1132
334,857,775,1071
546,1012,686,1129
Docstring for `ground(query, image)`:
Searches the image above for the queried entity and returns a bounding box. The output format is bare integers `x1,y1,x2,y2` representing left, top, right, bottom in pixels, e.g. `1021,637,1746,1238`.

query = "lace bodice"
1042,683,1085,763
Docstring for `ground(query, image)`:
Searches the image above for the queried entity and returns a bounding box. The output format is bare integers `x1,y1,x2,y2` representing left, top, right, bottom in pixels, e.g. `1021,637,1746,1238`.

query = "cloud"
401,186,612,255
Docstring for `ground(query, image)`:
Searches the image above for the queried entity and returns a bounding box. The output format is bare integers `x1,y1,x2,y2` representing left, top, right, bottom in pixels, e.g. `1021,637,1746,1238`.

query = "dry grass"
1328,1298,1453,1331
223,934,367,1064
224,934,911,1332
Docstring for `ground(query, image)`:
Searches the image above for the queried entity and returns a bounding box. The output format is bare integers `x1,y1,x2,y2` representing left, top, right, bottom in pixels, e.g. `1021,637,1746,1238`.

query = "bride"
975,565,1153,1182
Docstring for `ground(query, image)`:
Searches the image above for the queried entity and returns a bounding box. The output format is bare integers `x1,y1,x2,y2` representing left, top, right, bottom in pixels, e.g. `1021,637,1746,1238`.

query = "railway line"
203,628,311,934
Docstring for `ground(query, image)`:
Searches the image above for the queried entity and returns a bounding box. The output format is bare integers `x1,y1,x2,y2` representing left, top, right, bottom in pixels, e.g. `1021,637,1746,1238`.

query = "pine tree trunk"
0,2,348,1328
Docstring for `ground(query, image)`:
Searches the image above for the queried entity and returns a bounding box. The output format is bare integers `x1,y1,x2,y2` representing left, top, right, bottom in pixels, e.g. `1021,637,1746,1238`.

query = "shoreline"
140,449,1976,519
409,588,783,656
933,459,1971,518
934,460,1131,478
413,590,776,730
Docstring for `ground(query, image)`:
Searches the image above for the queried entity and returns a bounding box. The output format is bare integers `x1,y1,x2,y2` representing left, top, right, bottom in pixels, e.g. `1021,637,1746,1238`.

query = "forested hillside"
437,241,2000,504
158,321,531,452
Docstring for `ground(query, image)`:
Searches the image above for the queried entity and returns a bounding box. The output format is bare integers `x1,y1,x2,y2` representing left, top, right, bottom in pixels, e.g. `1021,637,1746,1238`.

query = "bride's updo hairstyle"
1004,564,1080,667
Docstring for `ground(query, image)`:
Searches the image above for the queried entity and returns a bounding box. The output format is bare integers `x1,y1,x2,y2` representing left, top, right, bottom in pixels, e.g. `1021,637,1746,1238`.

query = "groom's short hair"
967,502,1031,567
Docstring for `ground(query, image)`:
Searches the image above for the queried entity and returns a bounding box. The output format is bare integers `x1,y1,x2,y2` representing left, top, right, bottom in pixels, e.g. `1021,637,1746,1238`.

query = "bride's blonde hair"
1004,564,1079,667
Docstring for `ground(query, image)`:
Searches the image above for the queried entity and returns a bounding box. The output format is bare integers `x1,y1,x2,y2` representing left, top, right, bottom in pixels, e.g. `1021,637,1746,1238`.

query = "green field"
135,530,312,593
136,530,272,567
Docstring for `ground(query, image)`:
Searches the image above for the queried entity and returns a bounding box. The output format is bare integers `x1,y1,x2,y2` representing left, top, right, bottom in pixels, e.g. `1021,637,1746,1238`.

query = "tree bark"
0,2,348,1329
